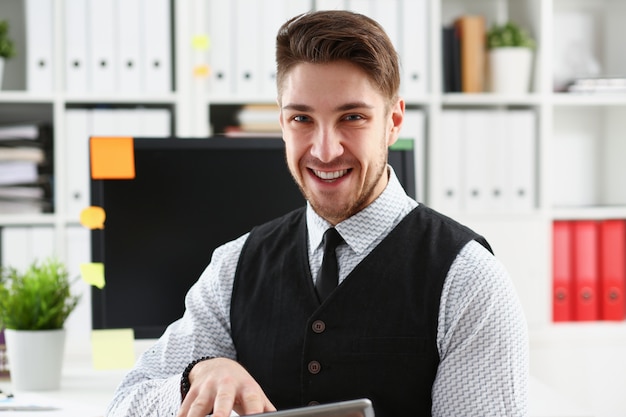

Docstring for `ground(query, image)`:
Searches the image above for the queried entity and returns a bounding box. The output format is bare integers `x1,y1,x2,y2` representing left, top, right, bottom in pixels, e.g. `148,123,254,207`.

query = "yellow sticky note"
80,262,105,289
193,64,210,78
80,206,106,229
90,136,136,179
192,34,210,50
91,329,136,370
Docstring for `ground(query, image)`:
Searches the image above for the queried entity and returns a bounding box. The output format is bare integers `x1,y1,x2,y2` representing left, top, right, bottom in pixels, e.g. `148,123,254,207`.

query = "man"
106,10,528,417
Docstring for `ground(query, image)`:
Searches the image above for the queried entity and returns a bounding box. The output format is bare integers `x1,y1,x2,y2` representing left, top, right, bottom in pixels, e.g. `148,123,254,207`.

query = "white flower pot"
488,47,533,94
4,328,66,391
0,57,4,89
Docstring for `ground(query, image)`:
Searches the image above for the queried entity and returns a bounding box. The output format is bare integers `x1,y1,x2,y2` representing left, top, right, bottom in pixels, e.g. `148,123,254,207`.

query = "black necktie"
315,228,344,302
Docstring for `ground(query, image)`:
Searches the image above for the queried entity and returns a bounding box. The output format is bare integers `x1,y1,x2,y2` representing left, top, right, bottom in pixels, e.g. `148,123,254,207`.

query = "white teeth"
314,169,348,180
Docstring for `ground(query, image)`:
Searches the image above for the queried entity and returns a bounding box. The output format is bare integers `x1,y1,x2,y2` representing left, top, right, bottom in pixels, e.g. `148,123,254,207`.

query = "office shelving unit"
1,0,626,414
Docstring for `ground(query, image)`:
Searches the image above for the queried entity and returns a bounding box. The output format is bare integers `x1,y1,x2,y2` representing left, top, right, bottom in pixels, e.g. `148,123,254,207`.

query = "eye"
343,114,364,121
293,115,311,123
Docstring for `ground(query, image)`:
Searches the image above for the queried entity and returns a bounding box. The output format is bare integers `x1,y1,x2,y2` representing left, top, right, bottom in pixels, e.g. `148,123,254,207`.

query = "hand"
176,357,276,417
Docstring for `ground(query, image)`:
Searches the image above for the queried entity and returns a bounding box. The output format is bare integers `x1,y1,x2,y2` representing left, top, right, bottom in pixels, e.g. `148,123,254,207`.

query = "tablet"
250,398,374,417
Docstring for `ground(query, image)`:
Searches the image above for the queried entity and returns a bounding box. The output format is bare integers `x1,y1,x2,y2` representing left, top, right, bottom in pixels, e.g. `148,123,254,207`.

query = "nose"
310,127,344,163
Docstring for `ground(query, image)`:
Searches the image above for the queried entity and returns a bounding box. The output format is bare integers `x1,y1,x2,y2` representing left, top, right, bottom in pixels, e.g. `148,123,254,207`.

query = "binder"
116,0,142,93
234,0,261,97
64,0,88,92
438,110,464,213
138,108,172,137
573,220,600,321
208,0,235,97
259,0,310,98
400,0,428,98
599,219,626,321
506,110,536,212
315,0,347,9
87,0,117,92
24,0,54,92
65,109,91,219
464,110,490,212
0,226,54,272
552,221,574,322
373,0,399,50
454,15,486,93
487,111,508,211
442,25,461,93
141,0,172,93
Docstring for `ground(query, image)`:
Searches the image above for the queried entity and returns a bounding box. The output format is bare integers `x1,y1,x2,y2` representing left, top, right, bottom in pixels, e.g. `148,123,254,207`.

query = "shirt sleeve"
105,233,248,417
432,240,530,417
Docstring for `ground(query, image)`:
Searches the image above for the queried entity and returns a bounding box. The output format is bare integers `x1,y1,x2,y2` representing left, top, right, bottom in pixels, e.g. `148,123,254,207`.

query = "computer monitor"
90,137,416,338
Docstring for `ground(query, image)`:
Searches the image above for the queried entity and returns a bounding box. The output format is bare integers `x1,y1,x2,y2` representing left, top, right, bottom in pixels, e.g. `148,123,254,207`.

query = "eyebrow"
282,101,374,112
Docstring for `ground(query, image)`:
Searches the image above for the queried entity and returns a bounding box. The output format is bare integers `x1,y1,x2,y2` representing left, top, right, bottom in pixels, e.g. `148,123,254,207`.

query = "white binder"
117,0,142,93
234,0,261,97
400,0,428,98
1,227,54,271
486,111,509,211
141,0,172,93
64,0,88,93
65,108,91,219
259,0,310,98
25,0,54,92
439,110,464,213
207,0,235,97
138,108,171,137
507,110,536,212
464,110,491,213
87,0,117,92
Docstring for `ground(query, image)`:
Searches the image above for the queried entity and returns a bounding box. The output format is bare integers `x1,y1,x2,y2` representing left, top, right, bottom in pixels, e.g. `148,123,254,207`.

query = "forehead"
279,61,385,109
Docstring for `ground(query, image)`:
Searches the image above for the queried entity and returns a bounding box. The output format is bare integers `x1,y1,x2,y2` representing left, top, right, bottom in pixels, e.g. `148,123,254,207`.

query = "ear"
386,98,405,147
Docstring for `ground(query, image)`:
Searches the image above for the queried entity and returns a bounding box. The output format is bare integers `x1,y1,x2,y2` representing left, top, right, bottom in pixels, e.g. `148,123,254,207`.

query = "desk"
0,340,595,417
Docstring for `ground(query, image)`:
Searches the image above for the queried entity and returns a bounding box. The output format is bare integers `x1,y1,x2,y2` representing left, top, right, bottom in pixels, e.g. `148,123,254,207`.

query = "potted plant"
0,257,80,390
486,21,536,94
0,20,17,89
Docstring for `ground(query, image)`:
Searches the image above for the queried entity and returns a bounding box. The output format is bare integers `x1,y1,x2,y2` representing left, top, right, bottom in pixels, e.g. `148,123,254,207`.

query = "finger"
234,390,276,416
177,388,215,417
210,387,237,417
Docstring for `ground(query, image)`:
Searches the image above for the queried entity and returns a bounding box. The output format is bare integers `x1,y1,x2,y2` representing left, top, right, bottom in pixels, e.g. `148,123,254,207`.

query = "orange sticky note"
90,137,135,179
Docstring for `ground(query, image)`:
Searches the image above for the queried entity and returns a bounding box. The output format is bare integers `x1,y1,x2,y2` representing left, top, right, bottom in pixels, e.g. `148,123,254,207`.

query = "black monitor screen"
91,137,415,338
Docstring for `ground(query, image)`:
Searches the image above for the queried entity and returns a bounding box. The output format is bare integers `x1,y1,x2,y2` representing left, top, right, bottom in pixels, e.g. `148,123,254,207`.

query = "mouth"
311,168,350,181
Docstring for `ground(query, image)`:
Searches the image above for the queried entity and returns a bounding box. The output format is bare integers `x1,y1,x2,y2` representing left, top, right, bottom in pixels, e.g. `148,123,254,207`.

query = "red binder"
552,221,574,322
599,219,626,321
572,220,600,321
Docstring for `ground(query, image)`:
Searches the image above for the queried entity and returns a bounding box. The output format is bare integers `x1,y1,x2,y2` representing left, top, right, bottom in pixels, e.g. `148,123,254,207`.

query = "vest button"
311,320,326,333
307,360,321,374
308,401,320,406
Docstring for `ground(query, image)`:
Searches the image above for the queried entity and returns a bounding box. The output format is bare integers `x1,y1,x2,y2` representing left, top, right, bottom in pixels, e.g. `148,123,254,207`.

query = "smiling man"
106,10,529,417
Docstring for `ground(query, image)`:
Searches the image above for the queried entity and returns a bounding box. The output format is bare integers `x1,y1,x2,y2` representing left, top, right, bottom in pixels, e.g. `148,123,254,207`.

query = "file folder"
552,221,574,322
573,220,600,321
599,219,626,321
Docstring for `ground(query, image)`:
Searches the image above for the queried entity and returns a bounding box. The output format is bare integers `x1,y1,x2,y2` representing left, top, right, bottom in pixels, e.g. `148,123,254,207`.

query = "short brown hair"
276,10,400,105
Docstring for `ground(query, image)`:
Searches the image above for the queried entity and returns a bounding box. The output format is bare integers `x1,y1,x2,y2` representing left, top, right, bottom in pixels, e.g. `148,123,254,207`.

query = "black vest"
231,205,491,417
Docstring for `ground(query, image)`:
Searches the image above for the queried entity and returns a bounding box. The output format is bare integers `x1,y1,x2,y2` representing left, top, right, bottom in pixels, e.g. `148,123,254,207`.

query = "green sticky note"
391,138,414,150
91,329,136,370
80,262,105,289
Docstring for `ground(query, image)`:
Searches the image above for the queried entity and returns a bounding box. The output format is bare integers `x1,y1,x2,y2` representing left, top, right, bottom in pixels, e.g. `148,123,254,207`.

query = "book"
454,15,486,93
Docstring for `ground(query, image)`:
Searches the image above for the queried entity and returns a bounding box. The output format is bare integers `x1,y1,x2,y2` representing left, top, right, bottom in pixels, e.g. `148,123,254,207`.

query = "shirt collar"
307,165,417,255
